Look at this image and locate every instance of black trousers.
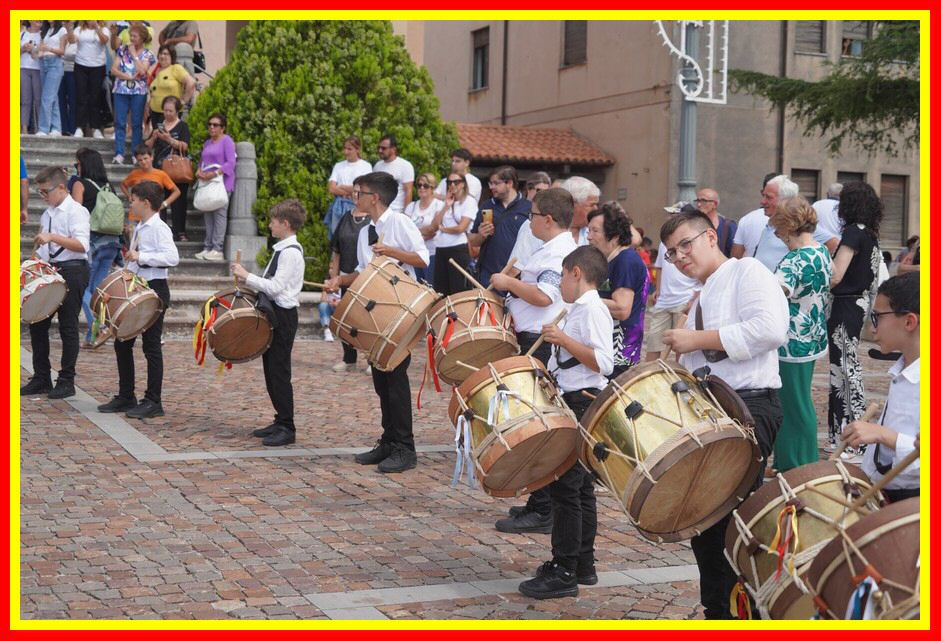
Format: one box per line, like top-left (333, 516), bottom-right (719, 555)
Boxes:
top-left (548, 389), bottom-right (600, 571)
top-left (339, 287), bottom-right (357, 365)
top-left (73, 63), bottom-right (106, 130)
top-left (262, 305), bottom-right (299, 431)
top-left (170, 182), bottom-right (189, 237)
top-left (516, 331), bottom-right (552, 514)
top-left (884, 488), bottom-right (920, 504)
top-left (370, 355), bottom-right (414, 451)
top-left (433, 244), bottom-right (471, 296)
top-left (690, 389), bottom-right (782, 619)
top-left (29, 261), bottom-right (89, 384)
top-left (114, 279), bottom-right (170, 403)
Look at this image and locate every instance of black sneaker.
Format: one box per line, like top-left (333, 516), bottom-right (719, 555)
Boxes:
top-left (97, 395), bottom-right (137, 413)
top-left (354, 441), bottom-right (392, 465)
top-left (126, 399), bottom-right (164, 419)
top-left (253, 423), bottom-right (279, 438)
top-left (508, 505), bottom-right (529, 518)
top-left (48, 380), bottom-right (76, 399)
top-left (535, 561), bottom-right (598, 586)
top-left (20, 377), bottom-right (52, 396)
top-left (262, 425), bottom-right (296, 447)
top-left (495, 510), bottom-right (552, 534)
top-left (519, 561), bottom-right (578, 599)
top-left (377, 444), bottom-right (417, 473)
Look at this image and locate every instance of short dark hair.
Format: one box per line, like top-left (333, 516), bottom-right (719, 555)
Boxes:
top-left (562, 246), bottom-right (608, 287)
top-left (838, 181), bottom-right (883, 235)
top-left (762, 172), bottom-right (778, 188)
top-left (208, 113), bottom-right (227, 131)
top-left (133, 144), bottom-right (152, 157)
top-left (489, 165), bottom-right (518, 189)
top-left (451, 148), bottom-right (472, 162)
top-left (533, 188), bottom-right (574, 229)
top-left (269, 198), bottom-right (307, 232)
top-left (659, 210), bottom-right (715, 244)
top-left (356, 172), bottom-right (398, 208)
top-left (878, 272), bottom-right (919, 315)
top-left (35, 165), bottom-right (68, 188)
top-left (380, 133), bottom-right (397, 149)
top-left (157, 44), bottom-right (176, 64)
top-left (130, 180), bottom-right (164, 211)
top-left (587, 201), bottom-right (633, 246)
top-left (161, 95), bottom-right (183, 113)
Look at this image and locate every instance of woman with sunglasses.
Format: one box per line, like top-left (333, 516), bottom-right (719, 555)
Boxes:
top-left (430, 173), bottom-right (477, 295)
top-left (404, 172), bottom-right (441, 283)
top-left (769, 196), bottom-right (832, 471)
top-left (195, 113), bottom-right (236, 261)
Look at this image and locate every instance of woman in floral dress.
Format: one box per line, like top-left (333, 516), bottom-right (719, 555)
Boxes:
top-left (770, 196), bottom-right (832, 471)
top-left (826, 182), bottom-right (883, 452)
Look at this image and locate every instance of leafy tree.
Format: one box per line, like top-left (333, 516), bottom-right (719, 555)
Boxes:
top-left (729, 20), bottom-right (919, 156)
top-left (189, 20), bottom-right (459, 279)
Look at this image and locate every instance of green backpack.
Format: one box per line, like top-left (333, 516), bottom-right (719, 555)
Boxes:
top-left (85, 178), bottom-right (125, 235)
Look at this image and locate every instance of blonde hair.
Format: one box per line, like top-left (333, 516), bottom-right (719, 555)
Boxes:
top-left (770, 196), bottom-right (817, 237)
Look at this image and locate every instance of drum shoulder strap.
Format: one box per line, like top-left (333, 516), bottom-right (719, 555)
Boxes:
top-left (263, 244), bottom-right (303, 279)
top-left (46, 215), bottom-right (66, 259)
top-left (695, 300), bottom-right (729, 363)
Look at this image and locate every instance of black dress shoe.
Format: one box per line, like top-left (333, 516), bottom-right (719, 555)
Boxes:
top-left (377, 444), bottom-right (417, 473)
top-left (20, 377), bottom-right (52, 395)
top-left (354, 441), bottom-right (392, 465)
top-left (253, 423), bottom-right (279, 438)
top-left (126, 399), bottom-right (164, 419)
top-left (262, 425), bottom-right (296, 447)
top-left (519, 561), bottom-right (578, 599)
top-left (98, 395), bottom-right (137, 413)
top-left (48, 381), bottom-right (76, 399)
top-left (495, 510), bottom-right (552, 534)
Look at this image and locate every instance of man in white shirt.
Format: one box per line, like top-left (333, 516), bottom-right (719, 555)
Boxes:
top-left (98, 181), bottom-right (180, 420)
top-left (372, 133), bottom-right (414, 213)
top-left (811, 182), bottom-right (843, 254)
top-left (841, 272), bottom-right (920, 503)
top-left (561, 176), bottom-right (599, 246)
top-left (22, 166), bottom-right (90, 400)
top-left (661, 209), bottom-right (789, 620)
top-left (434, 148), bottom-right (482, 203)
top-left (731, 174), bottom-right (798, 272)
top-left (325, 172), bottom-right (429, 473)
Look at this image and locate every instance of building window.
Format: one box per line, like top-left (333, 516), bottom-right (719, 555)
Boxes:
top-left (795, 21), bottom-right (826, 54)
top-left (880, 174), bottom-right (908, 247)
top-left (562, 21), bottom-right (587, 67)
top-left (471, 28), bottom-right (489, 91)
top-left (791, 169), bottom-right (820, 202)
top-left (841, 21), bottom-right (873, 57)
top-left (837, 171), bottom-right (865, 185)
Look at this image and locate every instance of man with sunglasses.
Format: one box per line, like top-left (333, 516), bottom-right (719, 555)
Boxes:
top-left (22, 166), bottom-right (91, 399)
top-left (372, 133), bottom-right (414, 214)
top-left (841, 272), bottom-right (920, 503)
top-left (660, 209), bottom-right (788, 619)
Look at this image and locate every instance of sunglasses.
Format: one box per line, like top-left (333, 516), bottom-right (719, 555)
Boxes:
top-left (416, 183), bottom-right (432, 189)
top-left (208, 122), bottom-right (223, 128)
top-left (446, 179), bottom-right (465, 186)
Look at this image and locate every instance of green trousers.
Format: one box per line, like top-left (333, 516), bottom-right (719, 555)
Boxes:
top-left (773, 359), bottom-right (820, 472)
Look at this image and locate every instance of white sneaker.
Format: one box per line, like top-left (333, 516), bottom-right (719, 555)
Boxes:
top-left (73, 128), bottom-right (84, 137)
top-left (93, 129), bottom-right (104, 139)
top-left (332, 362), bottom-right (352, 372)
top-left (36, 131), bottom-right (48, 137)
top-left (194, 249), bottom-right (208, 260)
top-left (205, 250), bottom-right (225, 262)
top-left (363, 365), bottom-right (372, 376)
top-left (113, 154), bottom-right (124, 165)
top-left (323, 328), bottom-right (335, 342)
top-left (50, 130), bottom-right (62, 137)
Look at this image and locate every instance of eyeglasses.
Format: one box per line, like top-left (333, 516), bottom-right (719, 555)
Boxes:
top-left (870, 309), bottom-right (913, 329)
top-left (694, 198), bottom-right (716, 204)
top-left (416, 183), bottom-right (432, 189)
top-left (446, 179), bottom-right (465, 186)
top-left (355, 190), bottom-right (377, 199)
top-left (208, 122), bottom-right (223, 128)
top-left (528, 211), bottom-right (550, 221)
top-left (38, 186), bottom-right (61, 197)
top-left (664, 229), bottom-right (709, 263)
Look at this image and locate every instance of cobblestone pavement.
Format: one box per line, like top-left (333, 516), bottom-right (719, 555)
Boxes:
top-left (19, 334), bottom-right (893, 620)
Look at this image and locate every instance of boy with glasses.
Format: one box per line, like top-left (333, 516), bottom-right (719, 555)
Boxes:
top-left (660, 209), bottom-right (789, 619)
top-left (22, 166), bottom-right (91, 399)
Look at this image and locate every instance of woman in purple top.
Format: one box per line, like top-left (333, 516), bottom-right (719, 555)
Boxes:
top-left (195, 112), bottom-right (236, 261)
top-left (587, 202), bottom-right (649, 378)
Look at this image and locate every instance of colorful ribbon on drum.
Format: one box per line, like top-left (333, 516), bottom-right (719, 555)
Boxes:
top-left (451, 411), bottom-right (478, 489)
top-left (192, 294), bottom-right (233, 373)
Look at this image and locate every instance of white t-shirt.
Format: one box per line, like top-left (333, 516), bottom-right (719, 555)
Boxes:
top-left (20, 31), bottom-right (41, 70)
top-left (405, 199), bottom-right (442, 256)
top-left (373, 156), bottom-right (415, 213)
top-left (41, 27), bottom-right (66, 58)
top-left (434, 196), bottom-right (479, 249)
top-left (75, 25), bottom-right (110, 67)
top-left (812, 198), bottom-right (843, 242)
top-left (435, 174), bottom-right (482, 203)
top-left (653, 242), bottom-right (701, 309)
top-left (328, 158), bottom-right (372, 188)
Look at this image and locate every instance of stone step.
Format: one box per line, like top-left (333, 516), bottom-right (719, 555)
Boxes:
top-left (21, 132), bottom-right (114, 153)
top-left (25, 154), bottom-right (137, 182)
top-left (19, 237), bottom-right (209, 259)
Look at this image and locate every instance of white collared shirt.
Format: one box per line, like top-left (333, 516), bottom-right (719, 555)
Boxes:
top-left (679, 257), bottom-right (789, 390)
top-left (549, 289), bottom-right (614, 393)
top-left (127, 215), bottom-right (179, 281)
top-left (862, 357), bottom-right (920, 491)
top-left (355, 208), bottom-right (430, 279)
top-left (507, 231), bottom-right (577, 333)
top-left (37, 194), bottom-right (90, 262)
top-left (245, 235), bottom-right (305, 309)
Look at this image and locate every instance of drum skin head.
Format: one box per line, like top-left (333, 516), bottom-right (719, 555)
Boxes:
top-left (209, 309), bottom-right (273, 363)
top-left (435, 334), bottom-right (519, 387)
top-left (113, 293), bottom-right (163, 340)
top-left (21, 280), bottom-right (68, 324)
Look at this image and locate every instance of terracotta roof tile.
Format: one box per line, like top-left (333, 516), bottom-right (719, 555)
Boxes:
top-left (456, 123), bottom-right (615, 167)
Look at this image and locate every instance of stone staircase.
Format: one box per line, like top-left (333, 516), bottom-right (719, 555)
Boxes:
top-left (20, 134), bottom-right (323, 338)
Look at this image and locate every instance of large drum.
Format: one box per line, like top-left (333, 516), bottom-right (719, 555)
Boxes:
top-left (579, 360), bottom-right (761, 542)
top-left (200, 288), bottom-right (273, 363)
top-left (724, 461), bottom-right (880, 619)
top-left (426, 289), bottom-right (518, 386)
top-left (806, 497), bottom-right (920, 620)
top-left (330, 257), bottom-right (440, 372)
top-left (90, 270), bottom-right (163, 343)
top-left (448, 356), bottom-right (578, 497)
top-left (20, 258), bottom-right (68, 324)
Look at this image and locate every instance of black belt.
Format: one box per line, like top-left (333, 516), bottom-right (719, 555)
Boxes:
top-left (517, 331), bottom-right (542, 340)
top-left (50, 259), bottom-right (88, 268)
top-left (735, 387), bottom-right (775, 400)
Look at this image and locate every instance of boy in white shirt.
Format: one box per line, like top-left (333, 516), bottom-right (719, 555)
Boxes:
top-left (518, 245), bottom-right (613, 600)
top-left (841, 272), bottom-right (920, 503)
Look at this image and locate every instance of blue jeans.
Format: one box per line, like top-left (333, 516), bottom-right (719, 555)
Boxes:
top-left (318, 301), bottom-right (333, 328)
top-left (325, 197), bottom-right (354, 241)
top-left (39, 56), bottom-right (64, 133)
top-left (112, 93), bottom-right (147, 158)
top-left (82, 236), bottom-right (123, 342)
top-left (58, 69), bottom-right (76, 135)
top-left (414, 254), bottom-right (435, 285)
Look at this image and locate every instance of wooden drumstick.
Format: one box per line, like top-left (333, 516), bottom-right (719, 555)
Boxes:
top-left (304, 281), bottom-right (326, 289)
top-left (448, 258), bottom-right (485, 290)
top-left (455, 360), bottom-right (480, 373)
top-left (582, 390), bottom-right (597, 400)
top-left (662, 313), bottom-right (688, 361)
top-left (486, 257), bottom-right (517, 290)
top-left (525, 309), bottom-right (568, 357)
top-left (828, 403), bottom-right (881, 461)
top-left (848, 441), bottom-right (920, 510)
top-left (233, 250), bottom-right (241, 290)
